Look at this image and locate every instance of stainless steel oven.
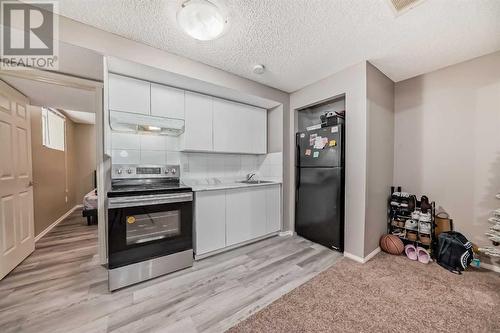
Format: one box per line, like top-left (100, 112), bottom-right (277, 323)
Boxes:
top-left (107, 164), bottom-right (193, 291)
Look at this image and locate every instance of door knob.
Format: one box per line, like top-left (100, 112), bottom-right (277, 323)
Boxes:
top-left (28, 181), bottom-right (33, 187)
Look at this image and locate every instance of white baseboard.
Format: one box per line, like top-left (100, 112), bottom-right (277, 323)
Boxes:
top-left (480, 262), bottom-right (500, 274)
top-left (35, 205), bottom-right (83, 242)
top-left (344, 247), bottom-right (381, 264)
top-left (279, 230), bottom-right (294, 237)
top-left (364, 247), bottom-right (381, 262)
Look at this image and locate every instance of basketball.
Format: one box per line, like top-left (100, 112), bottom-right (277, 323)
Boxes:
top-left (380, 234), bottom-right (404, 255)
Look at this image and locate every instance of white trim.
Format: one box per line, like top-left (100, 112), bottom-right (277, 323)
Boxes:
top-left (344, 247), bottom-right (381, 264)
top-left (34, 205), bottom-right (82, 242)
top-left (364, 247), bottom-right (381, 262)
top-left (279, 230), bottom-right (294, 237)
top-left (481, 262), bottom-right (500, 274)
top-left (343, 252), bottom-right (365, 263)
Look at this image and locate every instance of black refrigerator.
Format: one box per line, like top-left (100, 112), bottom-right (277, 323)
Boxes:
top-left (295, 124), bottom-right (344, 252)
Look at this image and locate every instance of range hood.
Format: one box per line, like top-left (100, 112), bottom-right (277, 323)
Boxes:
top-left (109, 110), bottom-right (185, 136)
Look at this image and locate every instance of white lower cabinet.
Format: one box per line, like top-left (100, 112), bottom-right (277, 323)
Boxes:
top-left (194, 184), bottom-right (281, 256)
top-left (226, 187), bottom-right (268, 246)
top-left (194, 190), bottom-right (226, 255)
top-left (266, 186), bottom-right (281, 233)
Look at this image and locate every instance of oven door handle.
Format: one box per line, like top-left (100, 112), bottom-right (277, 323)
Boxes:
top-left (108, 192), bottom-right (193, 209)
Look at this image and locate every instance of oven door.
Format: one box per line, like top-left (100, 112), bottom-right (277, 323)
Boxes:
top-left (107, 192), bottom-right (193, 269)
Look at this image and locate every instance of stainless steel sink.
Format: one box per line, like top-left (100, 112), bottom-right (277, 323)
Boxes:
top-left (237, 180), bottom-right (275, 185)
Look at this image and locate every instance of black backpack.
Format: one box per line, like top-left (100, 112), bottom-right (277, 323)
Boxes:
top-left (436, 231), bottom-right (473, 274)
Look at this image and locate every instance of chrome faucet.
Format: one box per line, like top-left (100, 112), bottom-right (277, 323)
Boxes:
top-left (246, 173), bottom-right (256, 181)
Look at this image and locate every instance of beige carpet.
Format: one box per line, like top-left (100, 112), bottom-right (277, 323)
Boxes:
top-left (228, 253), bottom-right (500, 333)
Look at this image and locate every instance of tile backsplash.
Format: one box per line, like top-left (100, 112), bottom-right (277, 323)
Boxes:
top-left (111, 132), bottom-right (282, 181)
top-left (111, 132), bottom-right (180, 165)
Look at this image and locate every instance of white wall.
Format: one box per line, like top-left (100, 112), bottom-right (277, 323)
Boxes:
top-left (290, 62), bottom-right (368, 258)
top-left (394, 51), bottom-right (500, 267)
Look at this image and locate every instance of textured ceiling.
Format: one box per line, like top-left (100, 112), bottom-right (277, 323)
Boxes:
top-left (57, 0), bottom-right (500, 92)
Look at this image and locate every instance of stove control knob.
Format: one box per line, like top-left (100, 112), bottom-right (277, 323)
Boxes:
top-left (117, 168), bottom-right (123, 175)
top-left (127, 168), bottom-right (133, 174)
top-left (170, 168), bottom-right (177, 175)
top-left (164, 169), bottom-right (169, 174)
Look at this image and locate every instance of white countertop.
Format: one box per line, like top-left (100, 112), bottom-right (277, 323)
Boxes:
top-left (183, 178), bottom-right (282, 192)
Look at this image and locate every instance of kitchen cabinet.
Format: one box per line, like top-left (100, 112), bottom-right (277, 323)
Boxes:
top-left (180, 92), bottom-right (213, 151)
top-left (212, 98), bottom-right (240, 153)
top-left (194, 184), bottom-right (281, 257)
top-left (266, 186), bottom-right (281, 233)
top-left (108, 74), bottom-right (150, 115)
top-left (212, 98), bottom-right (267, 154)
top-left (151, 83), bottom-right (185, 120)
top-left (108, 74), bottom-right (266, 154)
top-left (194, 190), bottom-right (226, 255)
top-left (226, 187), bottom-right (267, 246)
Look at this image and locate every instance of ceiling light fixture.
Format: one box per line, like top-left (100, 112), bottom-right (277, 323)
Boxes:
top-left (177, 0), bottom-right (228, 41)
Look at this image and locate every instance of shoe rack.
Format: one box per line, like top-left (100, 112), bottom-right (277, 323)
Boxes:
top-left (387, 186), bottom-right (437, 257)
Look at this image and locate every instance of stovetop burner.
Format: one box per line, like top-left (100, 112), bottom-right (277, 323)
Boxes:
top-left (107, 164), bottom-right (192, 197)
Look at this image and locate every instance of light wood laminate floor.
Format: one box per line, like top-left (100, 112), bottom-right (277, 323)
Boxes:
top-left (0, 209), bottom-right (342, 333)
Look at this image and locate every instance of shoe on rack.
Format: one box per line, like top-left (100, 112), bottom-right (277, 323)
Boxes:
top-left (419, 211), bottom-right (431, 223)
top-left (405, 219), bottom-right (418, 230)
top-left (419, 221), bottom-right (431, 234)
top-left (420, 195), bottom-right (432, 213)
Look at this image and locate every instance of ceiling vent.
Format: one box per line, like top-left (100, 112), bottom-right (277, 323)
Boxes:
top-left (387, 0), bottom-right (426, 15)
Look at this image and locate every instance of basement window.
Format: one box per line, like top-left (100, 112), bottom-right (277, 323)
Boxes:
top-left (42, 108), bottom-right (65, 151)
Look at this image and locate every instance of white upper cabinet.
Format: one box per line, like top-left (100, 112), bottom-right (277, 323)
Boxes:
top-left (108, 74), bottom-right (150, 115)
top-left (245, 104), bottom-right (267, 154)
top-left (212, 98), bottom-right (267, 154)
top-left (212, 98), bottom-right (242, 153)
top-left (108, 73), bottom-right (266, 154)
top-left (181, 92), bottom-right (213, 151)
top-left (151, 84), bottom-right (185, 120)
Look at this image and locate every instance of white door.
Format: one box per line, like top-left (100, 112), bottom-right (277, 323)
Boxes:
top-left (0, 80), bottom-right (34, 280)
top-left (194, 190), bottom-right (226, 255)
top-left (151, 83), bottom-right (185, 120)
top-left (180, 92), bottom-right (213, 151)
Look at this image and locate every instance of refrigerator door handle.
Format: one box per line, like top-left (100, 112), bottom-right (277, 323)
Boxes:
top-left (295, 139), bottom-right (301, 190)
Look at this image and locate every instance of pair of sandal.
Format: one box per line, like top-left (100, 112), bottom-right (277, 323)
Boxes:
top-left (405, 244), bottom-right (430, 264)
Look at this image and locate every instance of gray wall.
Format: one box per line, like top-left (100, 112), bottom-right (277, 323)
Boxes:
top-left (30, 107), bottom-right (76, 236)
top-left (394, 51), bottom-right (500, 268)
top-left (268, 104), bottom-right (283, 153)
top-left (290, 62), bottom-right (368, 258)
top-left (364, 63), bottom-right (395, 257)
top-left (74, 124), bottom-right (96, 201)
